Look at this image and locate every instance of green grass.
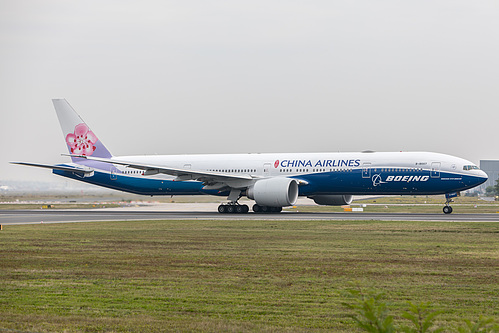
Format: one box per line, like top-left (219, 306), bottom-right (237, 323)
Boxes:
top-left (0, 220), bottom-right (497, 332)
top-left (289, 195), bottom-right (499, 214)
top-left (288, 204), bottom-right (499, 214)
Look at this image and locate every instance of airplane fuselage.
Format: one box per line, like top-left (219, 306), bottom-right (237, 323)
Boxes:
top-left (54, 151), bottom-right (487, 197)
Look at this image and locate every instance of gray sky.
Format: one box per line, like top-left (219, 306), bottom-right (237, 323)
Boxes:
top-left (1, 0), bottom-right (498, 182)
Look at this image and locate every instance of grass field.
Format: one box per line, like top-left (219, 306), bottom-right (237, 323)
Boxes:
top-left (0, 220), bottom-right (498, 332)
top-left (288, 195), bottom-right (499, 214)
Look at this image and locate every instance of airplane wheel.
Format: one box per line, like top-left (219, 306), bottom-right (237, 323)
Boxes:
top-left (443, 206), bottom-right (453, 214)
top-left (253, 204), bottom-right (261, 213)
top-left (218, 205), bottom-right (227, 213)
top-left (236, 205), bottom-right (250, 214)
top-left (219, 204), bottom-right (250, 214)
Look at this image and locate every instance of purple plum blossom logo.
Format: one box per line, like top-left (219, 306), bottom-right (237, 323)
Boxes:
top-left (66, 123), bottom-right (98, 156)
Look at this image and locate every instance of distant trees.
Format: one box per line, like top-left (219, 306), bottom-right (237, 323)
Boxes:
top-left (485, 186), bottom-right (496, 196)
top-left (485, 179), bottom-right (499, 197)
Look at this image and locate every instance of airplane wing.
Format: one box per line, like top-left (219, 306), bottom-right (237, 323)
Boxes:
top-left (64, 154), bottom-right (256, 189)
top-left (10, 162), bottom-right (95, 177)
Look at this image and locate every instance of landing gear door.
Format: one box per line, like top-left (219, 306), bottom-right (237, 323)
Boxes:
top-left (362, 162), bottom-right (371, 179)
top-left (431, 162), bottom-right (441, 178)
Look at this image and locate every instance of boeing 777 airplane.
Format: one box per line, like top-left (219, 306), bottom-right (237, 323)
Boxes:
top-left (13, 99), bottom-right (488, 214)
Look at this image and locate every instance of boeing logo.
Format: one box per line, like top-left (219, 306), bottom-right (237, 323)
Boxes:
top-left (278, 159), bottom-right (361, 168)
top-left (372, 174), bottom-right (430, 186)
top-left (372, 174), bottom-right (386, 187)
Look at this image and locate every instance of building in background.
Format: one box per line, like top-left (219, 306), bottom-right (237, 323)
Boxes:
top-left (479, 160), bottom-right (499, 193)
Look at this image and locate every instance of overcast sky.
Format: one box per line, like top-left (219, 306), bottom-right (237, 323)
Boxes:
top-left (1, 0), bottom-right (498, 182)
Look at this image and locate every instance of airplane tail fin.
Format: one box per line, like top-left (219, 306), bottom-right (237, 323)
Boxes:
top-left (53, 99), bottom-right (113, 163)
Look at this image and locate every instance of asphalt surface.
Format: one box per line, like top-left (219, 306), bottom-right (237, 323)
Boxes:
top-left (2, 209), bottom-right (499, 225)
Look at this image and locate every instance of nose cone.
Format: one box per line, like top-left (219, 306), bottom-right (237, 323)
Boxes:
top-left (477, 170), bottom-right (488, 183)
top-left (469, 169), bottom-right (488, 188)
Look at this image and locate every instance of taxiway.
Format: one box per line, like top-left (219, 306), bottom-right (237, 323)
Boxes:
top-left (1, 209), bottom-right (499, 225)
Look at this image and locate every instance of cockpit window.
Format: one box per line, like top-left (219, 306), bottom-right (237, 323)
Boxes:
top-left (463, 165), bottom-right (479, 171)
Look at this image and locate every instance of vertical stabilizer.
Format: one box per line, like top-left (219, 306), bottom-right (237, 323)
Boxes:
top-left (53, 99), bottom-right (112, 163)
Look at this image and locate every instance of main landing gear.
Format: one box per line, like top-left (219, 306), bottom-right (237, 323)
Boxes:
top-left (217, 189), bottom-right (251, 214)
top-left (217, 203), bottom-right (283, 214)
top-left (218, 203), bottom-right (250, 214)
top-left (217, 189), bottom-right (283, 214)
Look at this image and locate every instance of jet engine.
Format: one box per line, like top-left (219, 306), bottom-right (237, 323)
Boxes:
top-left (310, 195), bottom-right (353, 206)
top-left (247, 177), bottom-right (299, 207)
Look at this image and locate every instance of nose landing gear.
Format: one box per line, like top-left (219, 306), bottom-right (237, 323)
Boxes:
top-left (443, 192), bottom-right (460, 214)
top-left (443, 205), bottom-right (453, 214)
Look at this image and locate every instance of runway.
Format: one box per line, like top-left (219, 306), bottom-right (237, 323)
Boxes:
top-left (2, 209), bottom-right (499, 225)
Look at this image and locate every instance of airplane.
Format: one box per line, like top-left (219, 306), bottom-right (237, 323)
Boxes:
top-left (12, 99), bottom-right (488, 214)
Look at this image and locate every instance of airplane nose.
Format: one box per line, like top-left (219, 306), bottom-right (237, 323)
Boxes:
top-left (473, 170), bottom-right (489, 187)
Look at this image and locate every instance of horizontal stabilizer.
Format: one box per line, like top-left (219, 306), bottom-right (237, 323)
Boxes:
top-left (11, 162), bottom-right (94, 177)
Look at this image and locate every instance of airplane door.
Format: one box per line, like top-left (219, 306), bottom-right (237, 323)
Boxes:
top-left (362, 162), bottom-right (371, 178)
top-left (263, 163), bottom-right (272, 177)
top-left (110, 167), bottom-right (118, 180)
top-left (431, 162), bottom-right (441, 178)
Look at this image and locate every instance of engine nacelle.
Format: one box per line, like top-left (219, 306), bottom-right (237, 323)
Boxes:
top-left (310, 195), bottom-right (353, 206)
top-left (247, 178), bottom-right (299, 207)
